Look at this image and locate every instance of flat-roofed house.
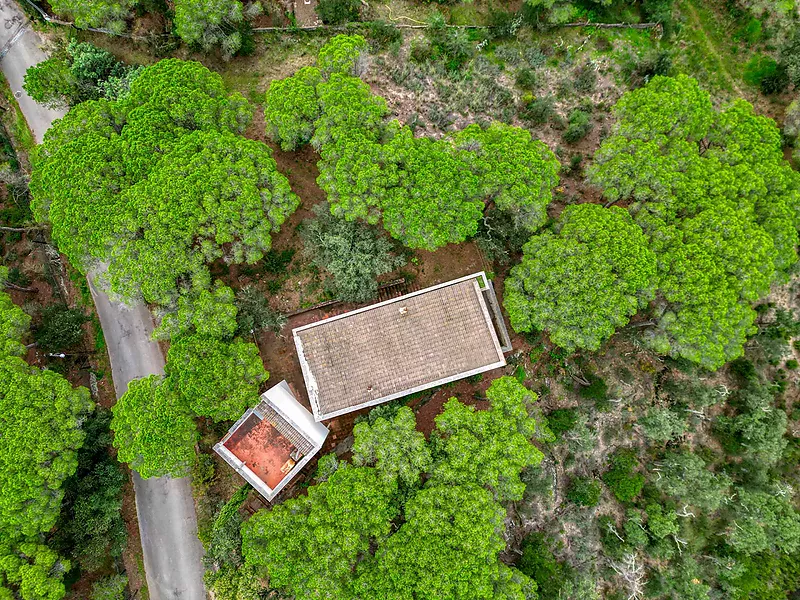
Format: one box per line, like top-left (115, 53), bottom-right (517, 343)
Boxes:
top-left (214, 380), bottom-right (329, 502)
top-left (294, 272), bottom-right (512, 421)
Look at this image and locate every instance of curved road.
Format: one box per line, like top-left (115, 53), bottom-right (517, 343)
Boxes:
top-left (0, 5), bottom-right (206, 599)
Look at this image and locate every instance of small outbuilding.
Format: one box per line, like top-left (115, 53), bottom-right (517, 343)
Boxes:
top-left (214, 380), bottom-right (329, 502)
top-left (294, 272), bottom-right (512, 421)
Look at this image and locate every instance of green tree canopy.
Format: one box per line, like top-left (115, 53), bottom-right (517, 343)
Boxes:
top-left (504, 204), bottom-right (657, 352)
top-left (111, 375), bottom-right (197, 478)
top-left (455, 122), bottom-right (560, 231)
top-left (31, 59), bottom-right (296, 307)
top-left (317, 35), bottom-right (368, 77)
top-left (652, 450), bottom-right (732, 513)
top-left (312, 73), bottom-right (388, 149)
top-left (300, 202), bottom-right (405, 303)
top-left (355, 485), bottom-right (536, 600)
top-left (24, 41), bottom-right (139, 109)
top-left (0, 541), bottom-right (69, 600)
top-left (107, 130), bottom-right (297, 304)
top-left (264, 67), bottom-right (322, 151)
top-left (174, 0), bottom-right (255, 60)
top-left (155, 282), bottom-right (238, 340)
top-left (49, 0), bottom-right (136, 33)
top-left (726, 488), bottom-right (800, 555)
top-left (241, 465), bottom-right (397, 599)
top-left (352, 406), bottom-right (432, 487)
top-left (165, 335), bottom-right (267, 422)
top-left (430, 376), bottom-right (545, 502)
top-left (587, 74), bottom-right (800, 368)
top-left (320, 123), bottom-right (483, 250)
top-left (0, 282), bottom-right (30, 357)
top-left (0, 355), bottom-right (93, 536)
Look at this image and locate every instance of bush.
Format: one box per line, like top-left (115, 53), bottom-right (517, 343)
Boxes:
top-left (573, 63), bottom-right (597, 93)
top-left (515, 68), bottom-right (538, 90)
top-left (518, 533), bottom-right (569, 600)
top-left (602, 449), bottom-right (644, 503)
top-left (579, 375), bottom-right (607, 402)
top-left (566, 476), bottom-right (601, 507)
top-left (316, 0), bottom-right (360, 25)
top-left (519, 95), bottom-right (554, 125)
top-left (235, 285), bottom-right (286, 335)
top-left (301, 203), bottom-right (405, 303)
top-left (563, 109), bottom-right (593, 143)
top-left (34, 304), bottom-right (90, 353)
top-left (367, 21), bottom-right (402, 49)
top-left (744, 55), bottom-right (788, 94)
top-left (23, 40), bottom-right (131, 108)
top-left (410, 40), bottom-right (434, 63)
top-left (547, 408), bottom-right (578, 440)
top-left (426, 12), bottom-right (474, 70)
top-left (90, 574), bottom-right (128, 600)
top-left (473, 207), bottom-right (530, 264)
top-left (640, 406), bottom-right (687, 442)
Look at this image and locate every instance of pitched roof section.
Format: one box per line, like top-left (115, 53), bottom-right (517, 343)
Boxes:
top-left (294, 273), bottom-right (508, 421)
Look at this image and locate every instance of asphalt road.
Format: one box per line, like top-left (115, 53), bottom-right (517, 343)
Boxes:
top-left (89, 272), bottom-right (206, 599)
top-left (0, 0), bottom-right (65, 141)
top-left (0, 3), bottom-right (207, 597)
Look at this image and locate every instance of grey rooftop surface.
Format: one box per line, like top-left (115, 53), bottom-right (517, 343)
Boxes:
top-left (294, 273), bottom-right (507, 421)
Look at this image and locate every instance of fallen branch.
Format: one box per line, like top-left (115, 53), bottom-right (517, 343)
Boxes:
top-left (0, 225), bottom-right (45, 232)
top-left (3, 281), bottom-right (37, 293)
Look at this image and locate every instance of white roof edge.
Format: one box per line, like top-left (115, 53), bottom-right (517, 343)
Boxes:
top-left (314, 358), bottom-right (506, 421)
top-left (292, 272), bottom-right (489, 333)
top-left (263, 380), bottom-right (329, 447)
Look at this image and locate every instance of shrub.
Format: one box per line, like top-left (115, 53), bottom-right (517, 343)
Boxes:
top-left (744, 55), bottom-right (788, 94)
top-left (301, 203), bottom-right (405, 303)
top-left (573, 63), bottom-right (597, 93)
top-left (426, 12), bottom-right (474, 70)
top-left (519, 95), bottom-right (554, 125)
top-left (316, 0), bottom-right (360, 25)
top-left (640, 407), bottom-right (687, 442)
top-left (602, 449), bottom-right (644, 503)
top-left (367, 21), bottom-right (402, 49)
top-left (786, 359), bottom-right (798, 370)
top-left (563, 109), bottom-right (592, 143)
top-left (235, 285), bottom-right (286, 335)
top-left (473, 207), bottom-right (530, 264)
top-left (34, 304), bottom-right (90, 352)
top-left (579, 375), bottom-right (607, 402)
top-left (410, 40), bottom-right (434, 63)
top-left (518, 533), bottom-right (569, 600)
top-left (547, 408), bottom-right (578, 440)
top-left (515, 68), bottom-right (538, 90)
top-left (90, 574), bottom-right (128, 600)
top-left (566, 476), bottom-right (601, 507)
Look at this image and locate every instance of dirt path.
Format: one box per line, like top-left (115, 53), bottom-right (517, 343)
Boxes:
top-left (681, 0), bottom-right (743, 97)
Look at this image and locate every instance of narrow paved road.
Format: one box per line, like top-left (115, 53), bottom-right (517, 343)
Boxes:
top-left (89, 271), bottom-right (206, 600)
top-left (0, 5), bottom-right (207, 599)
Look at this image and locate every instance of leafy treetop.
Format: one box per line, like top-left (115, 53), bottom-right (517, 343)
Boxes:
top-left (165, 334), bottom-right (268, 422)
top-left (504, 204), bottom-right (656, 352)
top-left (431, 376), bottom-right (545, 502)
top-left (111, 375), bottom-right (197, 479)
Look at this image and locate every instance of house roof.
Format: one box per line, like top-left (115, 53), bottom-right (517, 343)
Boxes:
top-left (213, 381), bottom-right (329, 502)
top-left (293, 273), bottom-right (508, 421)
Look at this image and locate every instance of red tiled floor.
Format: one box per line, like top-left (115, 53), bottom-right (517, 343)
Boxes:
top-left (224, 414), bottom-right (295, 489)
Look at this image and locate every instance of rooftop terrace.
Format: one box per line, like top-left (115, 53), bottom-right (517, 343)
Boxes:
top-left (214, 381), bottom-right (329, 502)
